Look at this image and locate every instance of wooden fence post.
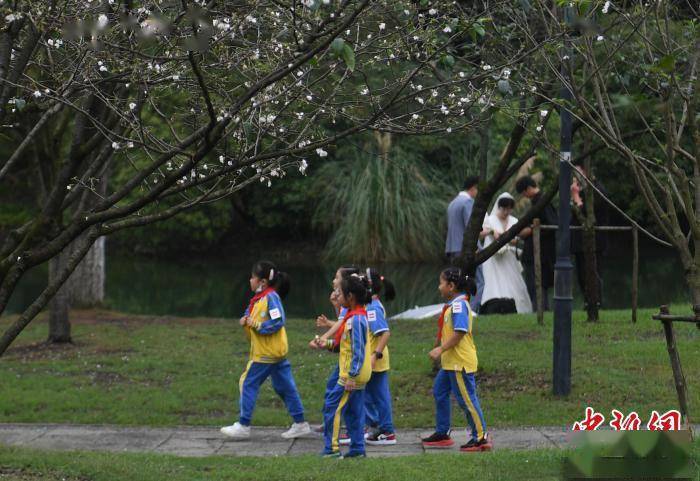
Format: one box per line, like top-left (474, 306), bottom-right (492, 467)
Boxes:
top-left (533, 219), bottom-right (543, 325)
top-left (659, 305), bottom-right (692, 430)
top-left (632, 226), bottom-right (638, 323)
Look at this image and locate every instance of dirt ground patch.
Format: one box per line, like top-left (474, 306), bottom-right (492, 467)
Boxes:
top-left (0, 467), bottom-right (88, 481)
top-left (88, 370), bottom-right (130, 386)
top-left (476, 369), bottom-right (549, 396)
top-left (68, 309), bottom-right (224, 327)
top-left (1, 309), bottom-right (224, 360)
top-left (4, 340), bottom-right (88, 361)
top-left (513, 330), bottom-right (543, 341)
top-left (2, 309), bottom-right (225, 329)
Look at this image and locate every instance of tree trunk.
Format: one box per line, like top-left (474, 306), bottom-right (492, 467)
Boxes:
top-left (582, 227), bottom-right (600, 322)
top-left (582, 142), bottom-right (600, 322)
top-left (688, 264), bottom-right (700, 309)
top-left (694, 155), bottom-right (699, 307)
top-left (68, 236), bottom-right (105, 307)
top-left (66, 168), bottom-right (109, 308)
top-left (48, 252), bottom-right (72, 343)
top-left (0, 227), bottom-right (100, 356)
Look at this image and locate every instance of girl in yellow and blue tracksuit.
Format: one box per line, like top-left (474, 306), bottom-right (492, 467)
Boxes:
top-left (223, 261), bottom-right (307, 438)
top-left (318, 274), bottom-right (372, 458)
top-left (315, 266), bottom-right (361, 410)
top-left (421, 267), bottom-right (492, 452)
top-left (363, 268), bottom-right (397, 445)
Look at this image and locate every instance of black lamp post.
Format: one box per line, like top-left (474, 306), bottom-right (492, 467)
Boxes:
top-left (553, 6), bottom-right (574, 397)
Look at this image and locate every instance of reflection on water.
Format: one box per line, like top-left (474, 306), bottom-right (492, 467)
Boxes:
top-left (5, 238), bottom-right (689, 319)
top-left (103, 261), bottom-right (445, 320)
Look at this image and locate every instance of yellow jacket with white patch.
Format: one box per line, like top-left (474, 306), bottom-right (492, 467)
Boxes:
top-left (440, 294), bottom-right (478, 372)
top-left (338, 310), bottom-right (372, 387)
top-left (244, 291), bottom-right (288, 363)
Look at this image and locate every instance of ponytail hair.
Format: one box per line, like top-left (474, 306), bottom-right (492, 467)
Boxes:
top-left (441, 267), bottom-right (477, 297)
top-left (365, 267), bottom-right (396, 302)
top-left (252, 260), bottom-right (291, 299)
top-left (340, 274), bottom-right (372, 306)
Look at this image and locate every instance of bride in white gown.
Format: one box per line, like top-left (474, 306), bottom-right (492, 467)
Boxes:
top-left (479, 192), bottom-right (533, 314)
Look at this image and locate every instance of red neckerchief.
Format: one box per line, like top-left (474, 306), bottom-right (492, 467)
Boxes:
top-left (345, 306), bottom-right (368, 320)
top-left (247, 287), bottom-right (275, 317)
top-left (436, 304), bottom-right (450, 345)
top-left (333, 312), bottom-right (348, 347)
top-left (335, 306), bottom-right (367, 347)
top-left (436, 294), bottom-right (469, 344)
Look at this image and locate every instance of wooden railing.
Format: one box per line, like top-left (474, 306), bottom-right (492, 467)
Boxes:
top-left (532, 223), bottom-right (639, 324)
top-left (652, 305), bottom-right (700, 431)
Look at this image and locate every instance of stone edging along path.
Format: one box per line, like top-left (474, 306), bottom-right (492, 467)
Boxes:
top-left (0, 424), bottom-right (574, 458)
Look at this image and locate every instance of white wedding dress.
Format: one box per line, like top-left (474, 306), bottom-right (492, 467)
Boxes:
top-left (480, 193), bottom-right (533, 314)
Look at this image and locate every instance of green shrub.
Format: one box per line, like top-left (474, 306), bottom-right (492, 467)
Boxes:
top-left (313, 146), bottom-right (447, 262)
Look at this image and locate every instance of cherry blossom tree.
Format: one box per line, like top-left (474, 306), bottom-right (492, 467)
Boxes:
top-left (0, 0), bottom-right (544, 354)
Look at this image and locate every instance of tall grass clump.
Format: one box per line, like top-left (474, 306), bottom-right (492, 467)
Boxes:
top-left (313, 141), bottom-right (447, 262)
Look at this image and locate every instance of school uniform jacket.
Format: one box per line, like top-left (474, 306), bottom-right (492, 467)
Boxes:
top-left (338, 309), bottom-right (372, 388)
top-left (244, 290), bottom-right (288, 363)
top-left (439, 294), bottom-right (478, 373)
top-left (367, 298), bottom-right (390, 372)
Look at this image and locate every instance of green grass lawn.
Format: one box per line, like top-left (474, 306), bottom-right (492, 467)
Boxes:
top-left (1, 439), bottom-right (699, 481)
top-left (0, 445), bottom-right (571, 481)
top-left (0, 306), bottom-right (698, 428)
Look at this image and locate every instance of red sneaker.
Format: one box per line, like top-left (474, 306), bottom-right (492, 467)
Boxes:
top-left (366, 431), bottom-right (397, 446)
top-left (421, 432), bottom-right (454, 448)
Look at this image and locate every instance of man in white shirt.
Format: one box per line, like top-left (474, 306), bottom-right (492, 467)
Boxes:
top-left (445, 176), bottom-right (479, 261)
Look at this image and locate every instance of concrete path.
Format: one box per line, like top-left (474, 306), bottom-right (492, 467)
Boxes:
top-left (0, 424), bottom-right (574, 458)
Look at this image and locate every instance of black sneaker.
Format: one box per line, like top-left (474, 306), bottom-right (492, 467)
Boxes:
top-left (460, 434), bottom-right (493, 452)
top-left (421, 432), bottom-right (454, 448)
top-left (343, 451), bottom-right (367, 459)
top-left (321, 450), bottom-right (343, 458)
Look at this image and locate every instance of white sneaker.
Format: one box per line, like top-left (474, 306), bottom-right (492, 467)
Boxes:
top-left (281, 422), bottom-right (312, 439)
top-left (220, 422), bottom-right (250, 439)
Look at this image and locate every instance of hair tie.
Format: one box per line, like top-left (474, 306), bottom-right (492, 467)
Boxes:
top-left (269, 268), bottom-right (275, 280)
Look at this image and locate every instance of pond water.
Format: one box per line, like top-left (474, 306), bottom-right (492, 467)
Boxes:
top-left (6, 234), bottom-right (690, 320)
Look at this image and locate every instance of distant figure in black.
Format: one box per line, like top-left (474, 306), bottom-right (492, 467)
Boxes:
top-left (570, 166), bottom-right (610, 309)
top-left (515, 175), bottom-right (558, 310)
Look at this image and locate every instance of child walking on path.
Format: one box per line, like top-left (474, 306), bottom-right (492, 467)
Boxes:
top-left (362, 268), bottom-right (397, 446)
top-left (312, 274), bottom-right (372, 458)
top-left (221, 261), bottom-right (311, 440)
top-left (421, 267), bottom-right (492, 452)
top-left (310, 266), bottom-right (360, 434)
